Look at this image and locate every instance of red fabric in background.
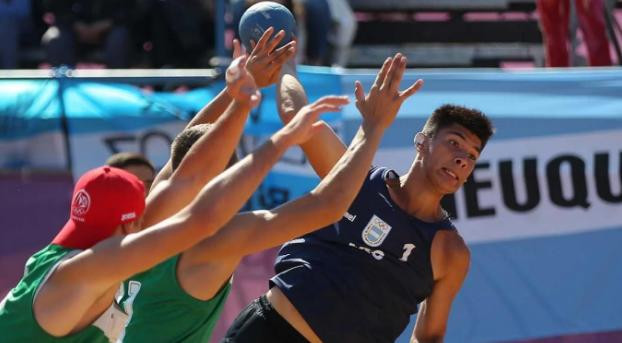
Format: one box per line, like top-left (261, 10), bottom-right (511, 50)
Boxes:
top-left (537, 0), bottom-right (612, 67)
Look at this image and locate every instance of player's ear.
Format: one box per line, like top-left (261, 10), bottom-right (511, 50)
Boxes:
top-left (414, 132), bottom-right (427, 151)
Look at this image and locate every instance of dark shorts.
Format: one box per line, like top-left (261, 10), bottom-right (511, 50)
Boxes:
top-left (221, 294), bottom-right (309, 343)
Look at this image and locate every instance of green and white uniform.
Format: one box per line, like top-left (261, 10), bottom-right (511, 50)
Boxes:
top-left (117, 255), bottom-right (231, 342)
top-left (0, 244), bottom-right (125, 342)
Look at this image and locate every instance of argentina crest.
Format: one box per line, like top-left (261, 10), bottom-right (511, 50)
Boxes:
top-left (362, 215), bottom-right (392, 247)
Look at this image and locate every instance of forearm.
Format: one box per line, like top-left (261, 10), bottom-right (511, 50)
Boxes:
top-left (151, 88), bottom-right (233, 187)
top-left (72, 134), bottom-right (291, 287)
top-left (143, 100), bottom-right (251, 227)
top-left (184, 131), bottom-right (291, 234)
top-left (278, 67), bottom-right (346, 178)
top-left (187, 88), bottom-right (233, 128)
top-left (311, 124), bottom-right (384, 216)
top-left (174, 100), bottom-right (250, 181)
top-left (206, 124), bottom-right (384, 259)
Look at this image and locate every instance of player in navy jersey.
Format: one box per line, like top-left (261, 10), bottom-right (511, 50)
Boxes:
top-left (223, 53), bottom-right (494, 343)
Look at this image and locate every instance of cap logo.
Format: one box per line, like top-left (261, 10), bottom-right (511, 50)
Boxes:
top-left (72, 189), bottom-right (91, 220)
top-left (121, 212), bottom-right (136, 222)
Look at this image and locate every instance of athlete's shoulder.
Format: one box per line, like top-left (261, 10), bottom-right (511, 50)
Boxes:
top-left (367, 165), bottom-right (400, 187)
top-left (432, 230), bottom-right (470, 279)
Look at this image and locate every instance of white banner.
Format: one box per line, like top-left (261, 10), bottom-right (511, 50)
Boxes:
top-left (376, 129), bottom-right (622, 243)
top-left (69, 122), bottom-right (187, 177)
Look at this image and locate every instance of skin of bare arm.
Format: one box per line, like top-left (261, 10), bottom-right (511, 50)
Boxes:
top-left (32, 93), bottom-right (337, 338)
top-left (142, 55), bottom-right (258, 228)
top-left (410, 231), bottom-right (470, 343)
top-left (178, 54), bottom-right (425, 301)
top-left (153, 29), bottom-right (296, 185)
top-left (277, 60), bottom-right (347, 179)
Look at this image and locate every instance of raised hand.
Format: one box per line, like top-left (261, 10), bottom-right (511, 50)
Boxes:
top-left (276, 96), bottom-right (349, 147)
top-left (246, 27), bottom-right (297, 88)
top-left (225, 55), bottom-right (262, 108)
top-left (354, 53), bottom-right (424, 131)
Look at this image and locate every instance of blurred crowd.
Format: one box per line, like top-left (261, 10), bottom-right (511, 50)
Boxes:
top-left (0, 0), bottom-right (617, 69)
top-left (0, 0), bottom-right (356, 69)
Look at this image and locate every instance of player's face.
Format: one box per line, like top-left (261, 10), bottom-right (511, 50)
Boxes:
top-left (424, 124), bottom-right (482, 194)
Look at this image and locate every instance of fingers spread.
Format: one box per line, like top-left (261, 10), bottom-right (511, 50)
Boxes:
top-left (354, 80), bottom-right (365, 104)
top-left (312, 95), bottom-right (350, 108)
top-left (399, 79), bottom-right (424, 100)
top-left (254, 27), bottom-right (274, 53)
top-left (372, 57), bottom-right (392, 89)
top-left (311, 104), bottom-right (342, 115)
top-left (265, 30), bottom-right (285, 53)
top-left (271, 41), bottom-right (296, 65)
top-left (390, 56), bottom-right (407, 93)
top-left (381, 53), bottom-right (402, 90)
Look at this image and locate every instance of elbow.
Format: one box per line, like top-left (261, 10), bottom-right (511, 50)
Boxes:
top-left (313, 191), bottom-right (352, 224)
top-left (189, 200), bottom-right (228, 239)
top-left (328, 202), bottom-right (349, 223)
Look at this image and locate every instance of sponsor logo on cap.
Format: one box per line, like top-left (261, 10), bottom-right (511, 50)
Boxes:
top-left (72, 189), bottom-right (91, 220)
top-left (121, 212), bottom-right (137, 222)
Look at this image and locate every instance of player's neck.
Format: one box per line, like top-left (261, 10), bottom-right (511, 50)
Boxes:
top-left (388, 165), bottom-right (444, 222)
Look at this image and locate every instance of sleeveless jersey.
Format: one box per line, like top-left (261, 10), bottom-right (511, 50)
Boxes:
top-left (117, 255), bottom-right (232, 342)
top-left (271, 167), bottom-right (456, 342)
top-left (0, 245), bottom-right (111, 342)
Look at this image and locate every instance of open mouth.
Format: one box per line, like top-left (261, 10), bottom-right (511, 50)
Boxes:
top-left (442, 167), bottom-right (458, 181)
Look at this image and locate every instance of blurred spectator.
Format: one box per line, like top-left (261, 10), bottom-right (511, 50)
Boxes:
top-left (41, 0), bottom-right (135, 68)
top-left (106, 152), bottom-right (156, 193)
top-left (537, 0), bottom-right (612, 67)
top-left (0, 0), bottom-right (31, 69)
top-left (294, 0), bottom-right (332, 65)
top-left (230, 0), bottom-right (332, 65)
top-left (326, 0), bottom-right (357, 67)
top-left (138, 0), bottom-right (214, 68)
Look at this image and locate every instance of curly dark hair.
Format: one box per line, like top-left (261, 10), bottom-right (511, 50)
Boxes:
top-left (422, 104), bottom-right (494, 147)
top-left (106, 152), bottom-right (155, 173)
top-left (170, 124), bottom-right (238, 171)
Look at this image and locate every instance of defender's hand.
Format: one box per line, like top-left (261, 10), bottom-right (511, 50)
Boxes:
top-left (276, 96), bottom-right (349, 147)
top-left (246, 27), bottom-right (297, 88)
top-left (354, 53), bottom-right (423, 131)
top-left (226, 55), bottom-right (261, 108)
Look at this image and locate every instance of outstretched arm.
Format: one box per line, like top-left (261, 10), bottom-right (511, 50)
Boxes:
top-left (153, 29), bottom-right (296, 185)
top-left (277, 60), bottom-right (347, 179)
top-left (33, 96), bottom-right (347, 337)
top-left (186, 54), bottom-right (424, 260)
top-left (142, 55), bottom-right (259, 228)
top-left (144, 32), bottom-right (297, 227)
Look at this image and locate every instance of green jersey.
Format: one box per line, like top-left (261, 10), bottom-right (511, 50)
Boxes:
top-left (0, 245), bottom-right (112, 342)
top-left (117, 255), bottom-right (232, 343)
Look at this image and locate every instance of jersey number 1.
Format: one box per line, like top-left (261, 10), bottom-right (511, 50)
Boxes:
top-left (400, 243), bottom-right (416, 262)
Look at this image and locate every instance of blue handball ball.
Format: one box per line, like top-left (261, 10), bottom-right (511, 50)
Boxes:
top-left (238, 1), bottom-right (296, 51)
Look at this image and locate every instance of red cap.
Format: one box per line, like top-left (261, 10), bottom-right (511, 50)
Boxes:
top-left (52, 166), bottom-right (146, 249)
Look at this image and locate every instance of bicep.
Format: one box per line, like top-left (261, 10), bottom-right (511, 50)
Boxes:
top-left (56, 214), bottom-right (195, 290)
top-left (300, 121), bottom-right (347, 179)
top-left (142, 178), bottom-right (199, 228)
top-left (188, 194), bottom-right (333, 260)
top-left (413, 257), bottom-right (469, 341)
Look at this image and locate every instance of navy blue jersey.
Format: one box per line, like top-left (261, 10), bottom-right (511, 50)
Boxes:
top-left (271, 167), bottom-right (456, 343)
